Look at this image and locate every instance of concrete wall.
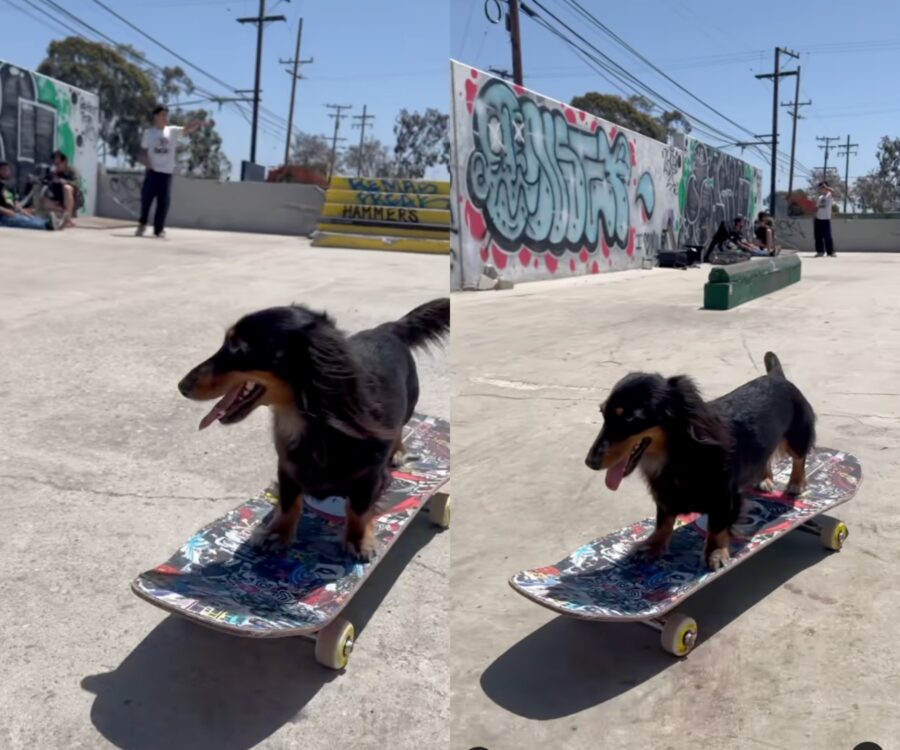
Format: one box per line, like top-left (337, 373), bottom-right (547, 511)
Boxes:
top-left (0, 60), bottom-right (100, 214)
top-left (775, 217), bottom-right (900, 253)
top-left (97, 168), bottom-right (325, 236)
top-left (449, 61), bottom-right (762, 289)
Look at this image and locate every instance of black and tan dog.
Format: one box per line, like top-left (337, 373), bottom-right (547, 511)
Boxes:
top-left (584, 352), bottom-right (816, 570)
top-left (178, 298), bottom-right (449, 560)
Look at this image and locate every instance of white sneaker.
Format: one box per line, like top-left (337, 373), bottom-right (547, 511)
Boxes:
top-left (135, 225), bottom-right (146, 237)
top-left (155, 231), bottom-right (166, 239)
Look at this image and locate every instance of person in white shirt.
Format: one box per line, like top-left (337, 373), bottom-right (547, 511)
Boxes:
top-left (813, 181), bottom-right (836, 257)
top-left (136, 105), bottom-right (209, 238)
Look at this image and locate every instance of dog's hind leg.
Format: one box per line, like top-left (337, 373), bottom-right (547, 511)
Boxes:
top-left (785, 448), bottom-right (808, 496)
top-left (784, 392), bottom-right (816, 495)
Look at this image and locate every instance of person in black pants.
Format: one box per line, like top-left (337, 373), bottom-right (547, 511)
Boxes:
top-left (136, 105), bottom-right (209, 238)
top-left (813, 181), bottom-right (837, 257)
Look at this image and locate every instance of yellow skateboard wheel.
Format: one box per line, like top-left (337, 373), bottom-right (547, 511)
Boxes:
top-left (430, 494), bottom-right (451, 529)
top-left (315, 618), bottom-right (355, 670)
top-left (820, 518), bottom-right (849, 551)
top-left (661, 613), bottom-right (698, 656)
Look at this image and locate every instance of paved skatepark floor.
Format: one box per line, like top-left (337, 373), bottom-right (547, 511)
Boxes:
top-left (0, 227), bottom-right (448, 750)
top-left (450, 253), bottom-right (900, 750)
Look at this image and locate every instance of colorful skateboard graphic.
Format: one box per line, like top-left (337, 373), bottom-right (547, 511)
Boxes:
top-left (132, 414), bottom-right (449, 669)
top-left (510, 448), bottom-right (861, 656)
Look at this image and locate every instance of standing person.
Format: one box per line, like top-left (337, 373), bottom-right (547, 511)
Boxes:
top-left (813, 181), bottom-right (837, 257)
top-left (136, 105), bottom-right (210, 238)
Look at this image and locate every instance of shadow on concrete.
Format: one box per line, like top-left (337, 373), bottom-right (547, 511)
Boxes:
top-left (81, 514), bottom-right (442, 750)
top-left (481, 531), bottom-right (832, 719)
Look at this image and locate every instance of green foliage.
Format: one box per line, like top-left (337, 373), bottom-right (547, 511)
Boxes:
top-left (340, 138), bottom-right (392, 178)
top-left (37, 37), bottom-right (157, 164)
top-left (569, 93), bottom-right (691, 142)
top-left (391, 108), bottom-right (450, 179)
top-left (169, 108), bottom-right (230, 180)
top-left (852, 136), bottom-right (900, 213)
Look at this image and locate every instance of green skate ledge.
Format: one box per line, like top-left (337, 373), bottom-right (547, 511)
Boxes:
top-left (703, 255), bottom-right (801, 310)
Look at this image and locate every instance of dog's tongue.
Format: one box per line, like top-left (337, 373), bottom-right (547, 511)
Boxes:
top-left (198, 385), bottom-right (243, 430)
top-left (605, 458), bottom-right (628, 491)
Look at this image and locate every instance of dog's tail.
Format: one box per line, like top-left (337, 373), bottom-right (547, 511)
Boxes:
top-left (764, 351), bottom-right (786, 378)
top-left (384, 298), bottom-right (450, 351)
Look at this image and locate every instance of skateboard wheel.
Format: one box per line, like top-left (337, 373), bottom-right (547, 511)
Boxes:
top-left (660, 613), bottom-right (698, 657)
top-left (429, 494), bottom-right (451, 529)
top-left (315, 618), bottom-right (355, 670)
top-left (820, 518), bottom-right (849, 551)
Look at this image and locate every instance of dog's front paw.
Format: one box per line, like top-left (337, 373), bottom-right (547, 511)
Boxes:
top-left (634, 536), bottom-right (669, 560)
top-left (757, 477), bottom-right (776, 493)
top-left (344, 533), bottom-right (377, 562)
top-left (706, 547), bottom-right (731, 571)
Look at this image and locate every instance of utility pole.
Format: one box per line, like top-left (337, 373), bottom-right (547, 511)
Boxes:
top-left (351, 105), bottom-right (376, 177)
top-left (325, 104), bottom-right (352, 183)
top-left (508, 0), bottom-right (524, 85)
top-left (779, 66), bottom-right (811, 196)
top-left (755, 47), bottom-right (798, 215)
top-left (836, 135), bottom-right (859, 214)
top-left (280, 17), bottom-right (313, 166)
top-left (817, 135), bottom-right (841, 182)
top-left (237, 0), bottom-right (287, 164)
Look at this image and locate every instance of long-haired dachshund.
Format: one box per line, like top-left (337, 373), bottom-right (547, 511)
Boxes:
top-left (177, 298), bottom-right (449, 560)
top-left (584, 352), bottom-right (816, 570)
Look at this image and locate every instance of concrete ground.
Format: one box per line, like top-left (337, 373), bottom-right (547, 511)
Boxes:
top-left (451, 254), bottom-right (900, 750)
top-left (0, 228), bottom-right (448, 750)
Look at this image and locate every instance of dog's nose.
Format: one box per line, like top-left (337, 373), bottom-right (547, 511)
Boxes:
top-left (585, 453), bottom-right (603, 470)
top-left (177, 374), bottom-right (194, 397)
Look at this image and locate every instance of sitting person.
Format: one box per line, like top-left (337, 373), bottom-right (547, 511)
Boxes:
top-left (753, 211), bottom-right (781, 255)
top-left (42, 150), bottom-right (82, 227)
top-left (0, 160), bottom-right (60, 231)
top-left (706, 215), bottom-right (776, 263)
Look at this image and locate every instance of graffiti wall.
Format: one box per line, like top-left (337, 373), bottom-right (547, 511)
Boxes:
top-left (450, 62), bottom-right (761, 289)
top-left (677, 138), bottom-right (762, 250)
top-left (0, 60), bottom-right (99, 214)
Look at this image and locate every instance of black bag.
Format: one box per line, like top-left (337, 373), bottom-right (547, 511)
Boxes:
top-left (658, 247), bottom-right (700, 268)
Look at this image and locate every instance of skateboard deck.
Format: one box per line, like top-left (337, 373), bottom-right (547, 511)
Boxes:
top-left (132, 414), bottom-right (449, 639)
top-left (510, 447), bottom-right (861, 623)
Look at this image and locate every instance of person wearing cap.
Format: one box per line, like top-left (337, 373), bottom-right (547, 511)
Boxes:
top-left (814, 181), bottom-right (836, 257)
top-left (0, 160), bottom-right (61, 231)
top-left (135, 104), bottom-right (210, 238)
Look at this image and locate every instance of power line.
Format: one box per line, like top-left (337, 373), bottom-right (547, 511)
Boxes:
top-left (280, 17), bottom-right (313, 166)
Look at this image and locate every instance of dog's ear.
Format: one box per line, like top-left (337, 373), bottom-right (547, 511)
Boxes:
top-left (665, 375), bottom-right (732, 448)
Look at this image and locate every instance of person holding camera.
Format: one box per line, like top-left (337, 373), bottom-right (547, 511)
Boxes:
top-left (43, 150), bottom-right (82, 227)
top-left (135, 104), bottom-right (210, 239)
top-left (0, 160), bottom-right (61, 231)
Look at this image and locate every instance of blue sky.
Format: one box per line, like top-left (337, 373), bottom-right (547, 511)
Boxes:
top-left (451, 0), bottom-right (900, 196)
top-left (1, 0), bottom-right (449, 178)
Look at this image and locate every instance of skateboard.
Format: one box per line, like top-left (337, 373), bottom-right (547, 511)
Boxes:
top-left (132, 413), bottom-right (449, 670)
top-left (509, 447), bottom-right (861, 657)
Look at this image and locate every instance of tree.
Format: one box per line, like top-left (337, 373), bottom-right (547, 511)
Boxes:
top-left (569, 92), bottom-right (691, 142)
top-left (289, 132), bottom-right (332, 176)
top-left (392, 108), bottom-right (449, 179)
top-left (169, 108), bottom-right (230, 180)
top-left (340, 138), bottom-right (392, 177)
top-left (157, 65), bottom-right (194, 106)
top-left (38, 37), bottom-right (157, 164)
top-left (852, 174), bottom-right (896, 214)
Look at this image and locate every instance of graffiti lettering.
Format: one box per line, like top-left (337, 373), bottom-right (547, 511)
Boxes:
top-left (466, 79), bottom-right (655, 256)
top-left (346, 177), bottom-right (440, 195)
top-left (341, 204), bottom-right (421, 224)
top-left (353, 191), bottom-right (450, 210)
top-left (678, 141), bottom-right (755, 249)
